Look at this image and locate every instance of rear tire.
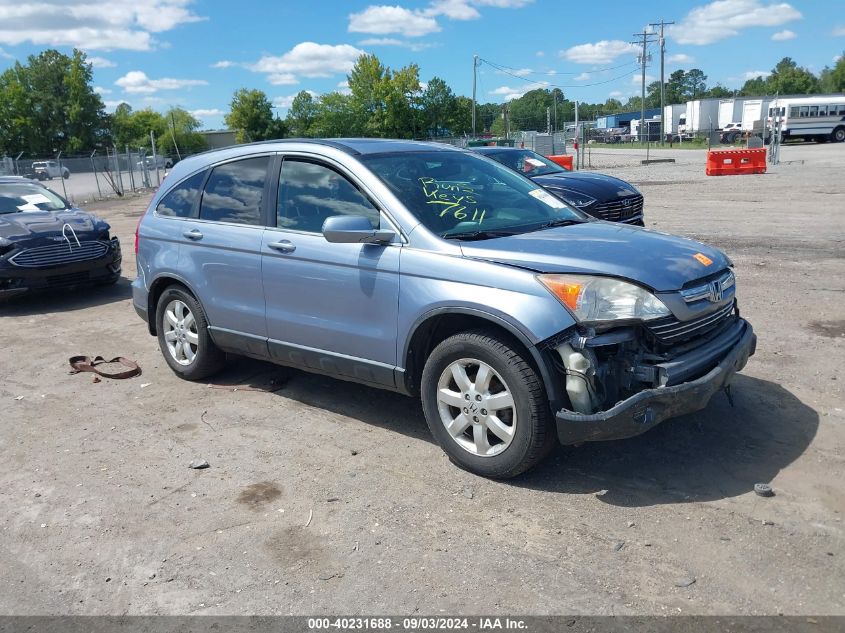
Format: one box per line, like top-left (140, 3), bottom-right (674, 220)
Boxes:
top-left (155, 286), bottom-right (225, 380)
top-left (421, 329), bottom-right (556, 479)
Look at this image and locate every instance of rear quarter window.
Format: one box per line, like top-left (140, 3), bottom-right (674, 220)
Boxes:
top-left (156, 171), bottom-right (206, 218)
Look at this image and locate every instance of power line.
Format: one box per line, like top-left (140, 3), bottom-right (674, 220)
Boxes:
top-left (481, 59), bottom-right (637, 77)
top-left (480, 58), bottom-right (639, 90)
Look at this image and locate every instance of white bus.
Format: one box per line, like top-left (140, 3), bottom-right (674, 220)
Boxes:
top-left (767, 95), bottom-right (845, 142)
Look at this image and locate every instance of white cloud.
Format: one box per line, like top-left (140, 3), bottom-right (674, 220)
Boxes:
top-left (348, 5), bottom-right (440, 37)
top-left (535, 51), bottom-right (544, 57)
top-left (425, 0), bottom-right (480, 19)
top-left (835, 54), bottom-right (843, 63)
top-left (88, 56), bottom-right (116, 68)
top-left (94, 86), bottom-right (112, 95)
top-left (357, 37), bottom-right (436, 51)
top-left (771, 29), bottom-right (796, 40)
top-left (494, 67), bottom-right (532, 77)
top-left (490, 80), bottom-right (548, 101)
top-left (669, 0), bottom-right (801, 46)
top-left (212, 60), bottom-right (236, 69)
top-left (272, 91), bottom-right (319, 109)
top-left (190, 108), bottom-right (225, 118)
top-left (608, 91), bottom-right (623, 98)
top-left (561, 40), bottom-right (638, 64)
top-left (115, 70), bottom-right (207, 94)
top-left (741, 70), bottom-right (771, 80)
top-left (0, 47), bottom-right (13, 59)
top-left (667, 53), bottom-right (694, 64)
top-left (575, 72), bottom-right (590, 81)
top-left (832, 25), bottom-right (845, 36)
top-left (0, 0), bottom-right (204, 51)
top-left (103, 100), bottom-right (125, 110)
top-left (249, 42), bottom-right (365, 86)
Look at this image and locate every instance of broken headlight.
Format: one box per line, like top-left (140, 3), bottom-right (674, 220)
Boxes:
top-left (538, 274), bottom-right (670, 323)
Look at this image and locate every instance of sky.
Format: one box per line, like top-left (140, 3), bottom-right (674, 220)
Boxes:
top-left (0, 0), bottom-right (843, 130)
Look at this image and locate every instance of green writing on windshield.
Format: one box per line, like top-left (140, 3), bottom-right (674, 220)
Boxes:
top-left (419, 177), bottom-right (487, 223)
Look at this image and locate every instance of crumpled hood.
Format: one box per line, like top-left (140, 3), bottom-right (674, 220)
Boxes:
top-left (460, 222), bottom-right (730, 292)
top-left (531, 172), bottom-right (640, 200)
top-left (0, 209), bottom-right (106, 241)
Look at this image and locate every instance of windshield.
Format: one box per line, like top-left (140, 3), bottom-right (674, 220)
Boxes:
top-left (360, 150), bottom-right (583, 239)
top-left (0, 182), bottom-right (67, 214)
top-left (481, 149), bottom-right (566, 177)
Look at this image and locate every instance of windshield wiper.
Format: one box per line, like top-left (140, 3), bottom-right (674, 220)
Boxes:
top-left (531, 218), bottom-right (585, 231)
top-left (441, 229), bottom-right (520, 241)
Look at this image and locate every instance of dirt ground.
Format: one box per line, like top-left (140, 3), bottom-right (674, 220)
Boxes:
top-left (1, 143), bottom-right (843, 616)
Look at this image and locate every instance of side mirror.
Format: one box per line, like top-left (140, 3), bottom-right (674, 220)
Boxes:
top-left (322, 215), bottom-right (395, 244)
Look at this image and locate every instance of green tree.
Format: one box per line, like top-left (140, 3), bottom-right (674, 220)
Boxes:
top-left (348, 54), bottom-right (389, 136)
top-left (383, 63), bottom-right (420, 138)
top-left (158, 107), bottom-right (207, 157)
top-left (767, 57), bottom-right (820, 94)
top-left (738, 75), bottom-right (768, 96)
top-left (684, 69), bottom-right (708, 99)
top-left (819, 53), bottom-right (845, 93)
top-left (286, 91), bottom-right (319, 137)
top-left (311, 92), bottom-right (358, 137)
top-left (419, 77), bottom-right (456, 137)
top-left (225, 88), bottom-right (285, 143)
top-left (0, 48), bottom-right (107, 155)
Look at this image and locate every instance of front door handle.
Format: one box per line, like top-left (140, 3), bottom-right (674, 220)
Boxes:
top-left (268, 240), bottom-right (296, 253)
top-left (182, 229), bottom-right (203, 240)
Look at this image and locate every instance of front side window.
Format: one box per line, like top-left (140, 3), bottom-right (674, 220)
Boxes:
top-left (361, 150), bottom-right (584, 239)
top-left (156, 170), bottom-right (206, 218)
top-left (277, 159), bottom-right (380, 233)
top-left (199, 156), bottom-right (269, 226)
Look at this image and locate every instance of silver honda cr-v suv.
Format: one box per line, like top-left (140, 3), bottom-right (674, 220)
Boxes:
top-left (132, 139), bottom-right (755, 478)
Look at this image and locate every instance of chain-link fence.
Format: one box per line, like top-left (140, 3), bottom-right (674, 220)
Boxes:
top-left (1, 149), bottom-right (173, 204)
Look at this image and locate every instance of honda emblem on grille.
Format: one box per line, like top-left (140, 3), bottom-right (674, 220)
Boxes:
top-left (709, 280), bottom-right (723, 302)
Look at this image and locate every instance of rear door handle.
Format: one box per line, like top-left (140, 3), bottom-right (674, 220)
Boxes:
top-left (268, 240), bottom-right (296, 253)
top-left (182, 229), bottom-right (203, 240)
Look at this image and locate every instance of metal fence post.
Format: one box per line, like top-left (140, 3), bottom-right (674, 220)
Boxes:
top-left (56, 151), bottom-right (69, 201)
top-left (126, 145), bottom-right (136, 192)
top-left (91, 150), bottom-right (103, 199)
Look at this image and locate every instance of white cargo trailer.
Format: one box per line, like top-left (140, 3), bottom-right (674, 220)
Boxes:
top-left (662, 104), bottom-right (686, 135)
top-left (718, 99), bottom-right (745, 129)
top-left (740, 98), bottom-right (771, 131)
top-left (677, 99), bottom-right (721, 137)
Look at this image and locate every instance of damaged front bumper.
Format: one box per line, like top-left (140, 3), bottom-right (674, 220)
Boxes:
top-left (555, 319), bottom-right (756, 444)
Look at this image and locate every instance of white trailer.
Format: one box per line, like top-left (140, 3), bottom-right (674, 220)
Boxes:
top-left (677, 99), bottom-right (721, 137)
top-left (718, 99), bottom-right (745, 129)
top-left (662, 104), bottom-right (686, 135)
top-left (740, 98), bottom-right (770, 131)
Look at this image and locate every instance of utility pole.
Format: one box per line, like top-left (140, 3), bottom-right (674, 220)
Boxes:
top-left (649, 19), bottom-right (675, 145)
top-left (471, 54), bottom-right (479, 138)
top-left (632, 29), bottom-right (657, 143)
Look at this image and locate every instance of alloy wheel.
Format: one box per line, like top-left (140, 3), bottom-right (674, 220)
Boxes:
top-left (436, 358), bottom-right (517, 457)
top-left (162, 299), bottom-right (199, 366)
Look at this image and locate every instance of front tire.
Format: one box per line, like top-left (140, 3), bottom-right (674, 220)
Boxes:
top-left (832, 126), bottom-right (845, 143)
top-left (155, 286), bottom-right (225, 380)
top-left (421, 330), bottom-right (555, 479)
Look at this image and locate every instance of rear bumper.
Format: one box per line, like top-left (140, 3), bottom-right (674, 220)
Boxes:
top-left (0, 239), bottom-right (121, 297)
top-left (555, 320), bottom-right (756, 445)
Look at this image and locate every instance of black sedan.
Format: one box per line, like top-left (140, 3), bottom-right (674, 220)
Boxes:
top-left (0, 176), bottom-right (121, 299)
top-left (473, 147), bottom-right (645, 225)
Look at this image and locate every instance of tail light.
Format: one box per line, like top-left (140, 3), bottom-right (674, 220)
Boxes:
top-left (134, 216), bottom-right (142, 254)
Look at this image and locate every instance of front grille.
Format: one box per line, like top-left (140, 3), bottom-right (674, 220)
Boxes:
top-left (9, 241), bottom-right (109, 268)
top-left (647, 300), bottom-right (736, 345)
top-left (591, 194), bottom-right (643, 222)
top-left (45, 271), bottom-right (90, 287)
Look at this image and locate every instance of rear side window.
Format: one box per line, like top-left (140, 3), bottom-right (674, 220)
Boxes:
top-left (156, 171), bottom-right (206, 217)
top-left (199, 156), bottom-right (270, 226)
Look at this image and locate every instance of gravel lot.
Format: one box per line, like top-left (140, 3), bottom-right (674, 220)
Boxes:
top-left (1, 143), bottom-right (843, 616)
